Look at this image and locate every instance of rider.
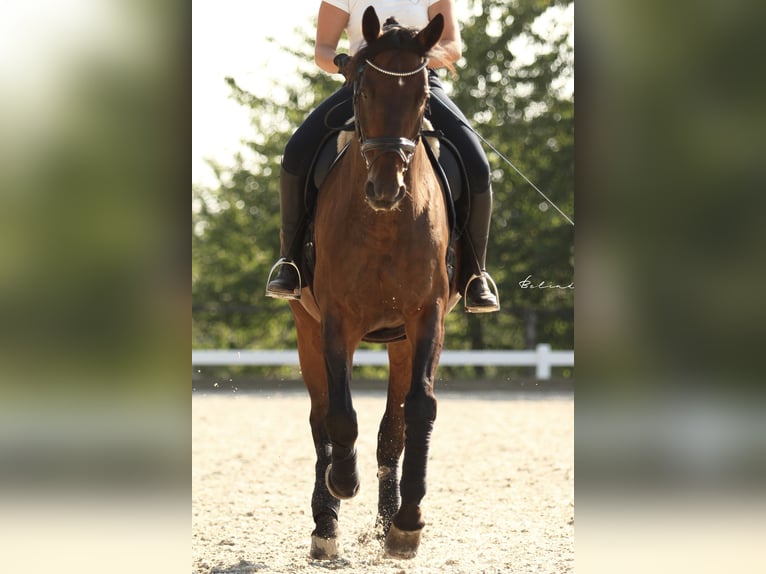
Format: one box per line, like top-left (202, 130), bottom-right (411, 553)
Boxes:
top-left (266, 0), bottom-right (499, 313)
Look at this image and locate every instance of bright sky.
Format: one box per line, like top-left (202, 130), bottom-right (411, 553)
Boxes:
top-left (192, 0), bottom-right (320, 187)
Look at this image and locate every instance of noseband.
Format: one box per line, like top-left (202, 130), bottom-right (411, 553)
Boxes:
top-left (353, 57), bottom-right (429, 170)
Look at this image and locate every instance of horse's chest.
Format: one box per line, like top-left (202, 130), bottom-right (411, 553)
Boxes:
top-left (358, 254), bottom-right (439, 301)
top-left (314, 200), bottom-right (448, 312)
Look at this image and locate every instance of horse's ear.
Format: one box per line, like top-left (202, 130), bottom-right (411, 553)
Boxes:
top-left (415, 13), bottom-right (444, 54)
top-left (362, 6), bottom-right (381, 46)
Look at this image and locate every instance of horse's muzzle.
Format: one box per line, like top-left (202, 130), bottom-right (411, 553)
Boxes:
top-left (360, 136), bottom-right (414, 211)
top-left (365, 178), bottom-right (406, 211)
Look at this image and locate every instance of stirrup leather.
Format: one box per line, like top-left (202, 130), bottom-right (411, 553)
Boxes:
top-left (265, 258), bottom-right (302, 300)
top-left (463, 272), bottom-right (500, 313)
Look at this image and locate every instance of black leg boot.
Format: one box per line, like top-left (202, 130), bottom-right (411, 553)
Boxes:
top-left (462, 189), bottom-right (500, 313)
top-left (265, 166), bottom-right (305, 299)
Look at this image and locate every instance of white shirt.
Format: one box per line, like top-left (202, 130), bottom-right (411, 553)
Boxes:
top-left (322, 0), bottom-right (440, 55)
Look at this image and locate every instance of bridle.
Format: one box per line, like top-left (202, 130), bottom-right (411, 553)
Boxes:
top-left (352, 55), bottom-right (430, 171)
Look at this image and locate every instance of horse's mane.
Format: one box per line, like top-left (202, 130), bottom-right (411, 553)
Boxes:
top-left (345, 17), bottom-right (455, 86)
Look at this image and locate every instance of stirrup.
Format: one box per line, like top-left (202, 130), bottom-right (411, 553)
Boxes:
top-left (265, 258), bottom-right (302, 300)
top-left (463, 272), bottom-right (500, 313)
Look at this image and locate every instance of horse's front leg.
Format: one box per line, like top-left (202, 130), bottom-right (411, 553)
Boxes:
top-left (308, 399), bottom-right (342, 559)
top-left (385, 302), bottom-right (444, 558)
top-left (322, 313), bottom-right (361, 501)
top-left (291, 302), bottom-right (340, 559)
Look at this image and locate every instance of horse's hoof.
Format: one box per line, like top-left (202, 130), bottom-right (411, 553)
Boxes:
top-left (325, 464), bottom-right (359, 500)
top-left (384, 524), bottom-right (422, 559)
top-left (311, 535), bottom-right (340, 560)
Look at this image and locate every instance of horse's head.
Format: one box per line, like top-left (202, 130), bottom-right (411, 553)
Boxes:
top-left (350, 7), bottom-right (444, 212)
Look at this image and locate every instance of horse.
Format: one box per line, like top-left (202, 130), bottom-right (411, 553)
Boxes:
top-left (287, 7), bottom-right (463, 560)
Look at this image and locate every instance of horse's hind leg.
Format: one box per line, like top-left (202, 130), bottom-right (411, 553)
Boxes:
top-left (385, 303), bottom-right (444, 559)
top-left (291, 302), bottom-right (340, 559)
top-left (375, 340), bottom-right (410, 537)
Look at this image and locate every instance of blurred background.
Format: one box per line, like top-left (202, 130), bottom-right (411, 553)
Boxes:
top-left (0, 0), bottom-right (188, 571)
top-left (576, 0), bottom-right (766, 571)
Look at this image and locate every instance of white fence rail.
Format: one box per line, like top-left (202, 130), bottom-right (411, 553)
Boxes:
top-left (192, 344), bottom-right (573, 380)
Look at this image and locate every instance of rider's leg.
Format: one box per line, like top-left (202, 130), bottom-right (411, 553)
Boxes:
top-left (462, 188), bottom-right (499, 312)
top-left (427, 73), bottom-right (499, 312)
top-left (265, 165), bottom-right (305, 299)
top-left (266, 86), bottom-right (353, 299)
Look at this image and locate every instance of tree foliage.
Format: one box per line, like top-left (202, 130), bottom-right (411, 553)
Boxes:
top-left (192, 1), bottom-right (573, 378)
top-left (445, 0), bottom-right (574, 360)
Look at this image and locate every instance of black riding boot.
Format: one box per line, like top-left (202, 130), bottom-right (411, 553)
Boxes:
top-left (462, 189), bottom-right (500, 313)
top-left (265, 166), bottom-right (305, 299)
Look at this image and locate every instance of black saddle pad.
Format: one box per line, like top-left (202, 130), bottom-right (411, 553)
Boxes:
top-left (312, 132), bottom-right (342, 192)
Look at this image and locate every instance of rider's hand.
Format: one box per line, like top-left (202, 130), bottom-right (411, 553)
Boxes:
top-left (333, 53), bottom-right (351, 78)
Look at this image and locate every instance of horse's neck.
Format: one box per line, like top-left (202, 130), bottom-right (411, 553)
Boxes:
top-left (405, 147), bottom-right (442, 215)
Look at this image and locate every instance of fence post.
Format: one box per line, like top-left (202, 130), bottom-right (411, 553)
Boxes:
top-left (536, 343), bottom-right (552, 379)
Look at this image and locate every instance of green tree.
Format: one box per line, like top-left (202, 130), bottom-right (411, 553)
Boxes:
top-left (192, 34), bottom-right (338, 355)
top-left (192, 1), bottom-right (574, 378)
top-left (443, 0), bottom-right (574, 369)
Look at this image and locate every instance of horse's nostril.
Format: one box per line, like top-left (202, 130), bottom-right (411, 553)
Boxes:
top-left (398, 185), bottom-right (406, 198)
top-left (365, 180), bottom-right (376, 200)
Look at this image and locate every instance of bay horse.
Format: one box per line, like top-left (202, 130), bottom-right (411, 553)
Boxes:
top-left (288, 7), bottom-right (462, 560)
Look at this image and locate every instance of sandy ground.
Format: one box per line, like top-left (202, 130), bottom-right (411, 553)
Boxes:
top-left (192, 388), bottom-right (573, 574)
